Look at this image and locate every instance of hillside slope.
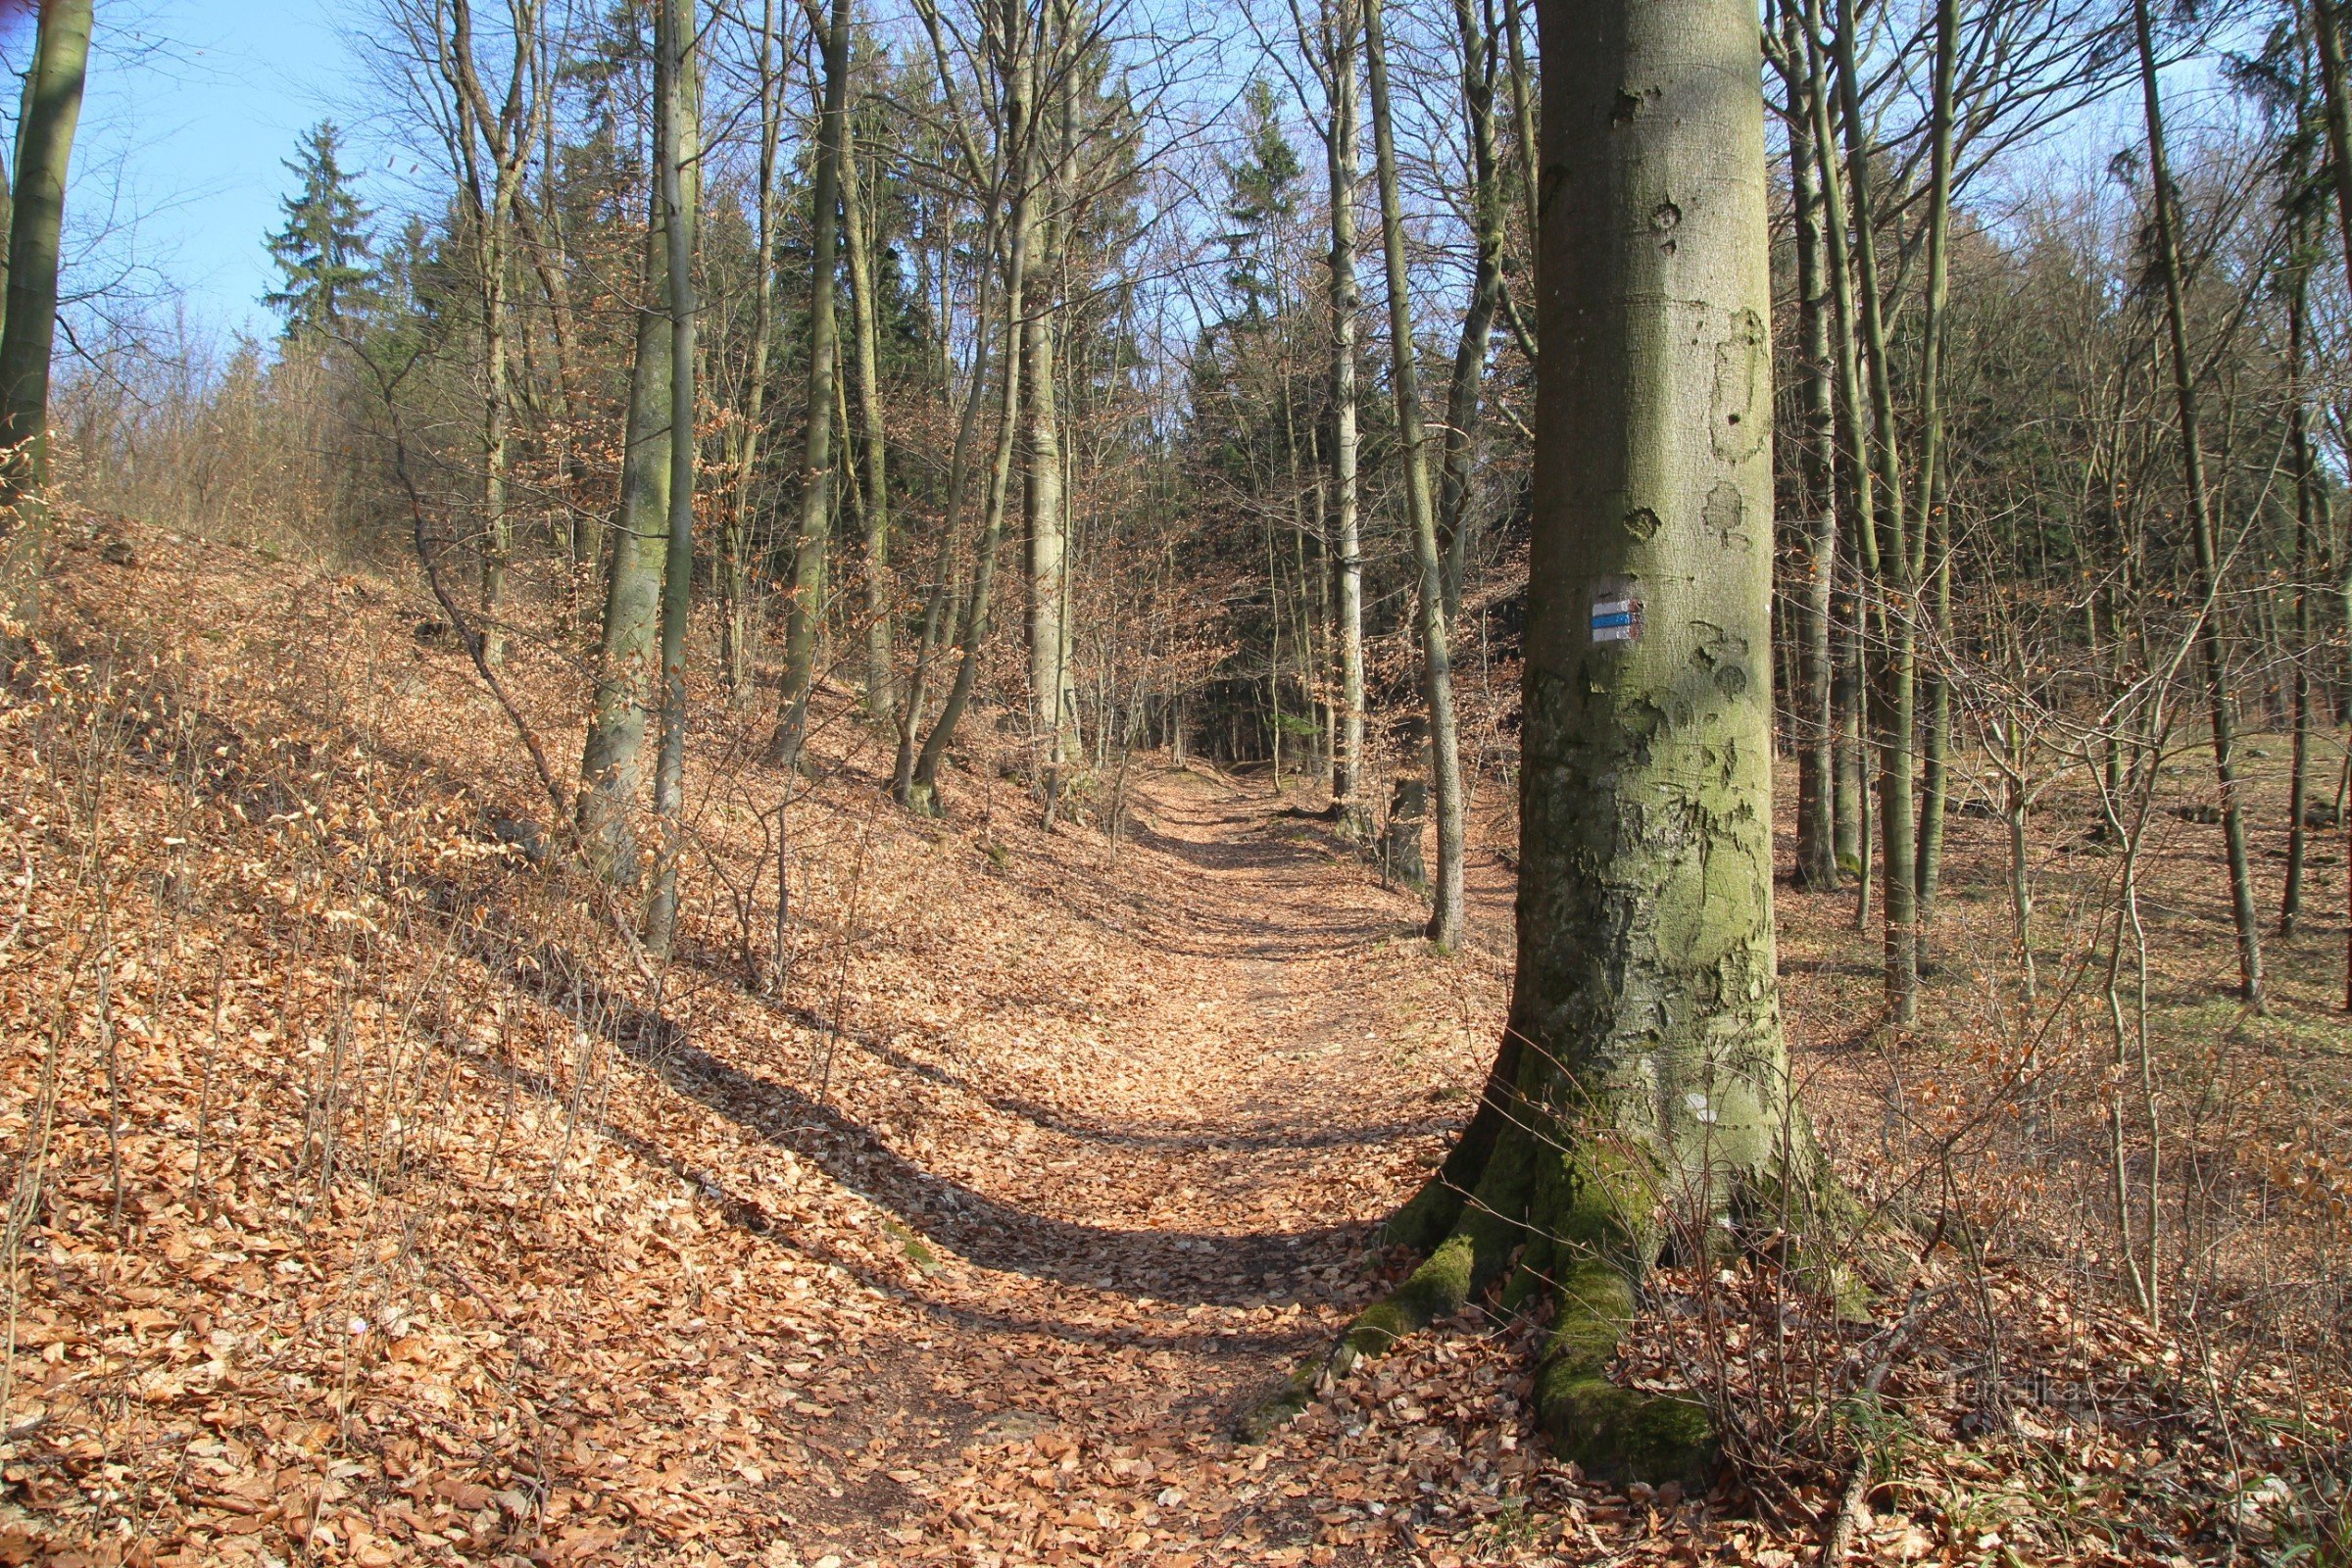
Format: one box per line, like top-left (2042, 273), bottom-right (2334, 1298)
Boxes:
top-left (5, 516), bottom-right (2344, 1568)
top-left (0, 518), bottom-right (1588, 1567)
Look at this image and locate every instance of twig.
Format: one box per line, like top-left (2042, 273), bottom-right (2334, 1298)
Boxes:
top-left (399, 460), bottom-right (571, 831)
top-left (357, 330), bottom-right (572, 834)
top-left (815, 812), bottom-right (875, 1102)
top-left (190, 951), bottom-right (226, 1216)
top-left (2, 970), bottom-right (86, 1434)
top-left (0, 849), bottom-right (32, 960)
top-left (1823, 1283), bottom-right (1942, 1563)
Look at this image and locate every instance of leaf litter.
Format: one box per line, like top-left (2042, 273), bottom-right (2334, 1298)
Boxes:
top-left (1, 515), bottom-right (2341, 1568)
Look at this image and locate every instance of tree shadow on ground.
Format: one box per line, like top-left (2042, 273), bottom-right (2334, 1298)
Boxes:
top-left (473, 930), bottom-right (1377, 1309)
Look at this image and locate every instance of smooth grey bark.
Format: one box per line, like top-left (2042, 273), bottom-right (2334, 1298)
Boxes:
top-left (1310, 0), bottom-right (1368, 820)
top-left (1290, 0), bottom-right (1821, 1487)
top-left (1024, 214), bottom-right (1075, 800)
top-left (578, 68), bottom-right (696, 884)
top-left (723, 0), bottom-right (785, 706)
top-left (1028, 0), bottom-right (1083, 801)
top-left (645, 0), bottom-right (702, 957)
top-left (1364, 0), bottom-right (1467, 950)
top-left (772, 0), bottom-right (855, 769)
top-left (841, 111), bottom-right (896, 725)
top-left (1511, 0), bottom-right (1796, 1226)
top-left (0, 0), bottom-right (92, 619)
top-left (1773, 0), bottom-right (1839, 894)
top-left (2132, 0), bottom-right (2266, 1005)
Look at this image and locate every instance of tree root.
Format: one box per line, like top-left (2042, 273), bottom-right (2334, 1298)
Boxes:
top-left (1237, 1140), bottom-right (1720, 1485)
top-left (1533, 1256), bottom-right (1714, 1487)
top-left (1233, 1233), bottom-right (1476, 1442)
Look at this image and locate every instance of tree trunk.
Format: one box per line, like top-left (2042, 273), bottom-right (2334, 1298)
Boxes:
top-left (842, 113), bottom-right (896, 725)
top-left (514, 32), bottom-right (583, 602)
top-left (1435, 0), bottom-right (1504, 625)
top-left (2307, 5), bottom-right (2352, 904)
top-left (439, 0), bottom-right (541, 670)
top-left (1778, 0), bottom-right (1839, 893)
top-left (0, 0), bottom-right (92, 620)
top-left (1831, 0), bottom-right (1920, 1021)
top-left (1365, 0), bottom-right (1467, 950)
top-left (577, 27), bottom-right (696, 885)
top-left (723, 0), bottom-right (785, 707)
top-left (2285, 208), bottom-right (2318, 937)
top-left (2133, 0), bottom-right (2266, 1005)
top-left (893, 69), bottom-right (1003, 806)
top-left (1805, 9), bottom-right (1870, 906)
top-left (1910, 0), bottom-right (1959, 939)
top-left (1833, 563), bottom-right (1862, 874)
top-left (1501, 0), bottom-right (1538, 269)
top-left (772, 0), bottom-right (855, 769)
top-left (1280, 0), bottom-right (1825, 1487)
top-left (910, 16), bottom-right (1037, 812)
top-left (1317, 0), bottom-right (1368, 828)
top-left (1025, 239), bottom-right (1074, 805)
top-left (644, 0), bottom-right (702, 957)
top-left (478, 213), bottom-right (514, 666)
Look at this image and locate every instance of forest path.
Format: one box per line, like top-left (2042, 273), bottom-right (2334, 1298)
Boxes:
top-left (16, 524), bottom-right (1552, 1568)
top-left (774, 763), bottom-right (1511, 1561)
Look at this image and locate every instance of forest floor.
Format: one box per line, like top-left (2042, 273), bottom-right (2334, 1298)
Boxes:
top-left (4, 512), bottom-right (2348, 1568)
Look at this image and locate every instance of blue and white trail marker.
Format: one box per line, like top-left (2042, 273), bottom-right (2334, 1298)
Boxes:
top-left (1590, 578), bottom-right (1643, 646)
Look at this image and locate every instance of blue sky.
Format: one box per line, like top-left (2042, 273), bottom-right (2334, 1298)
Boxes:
top-left (36, 2), bottom-right (2254, 349)
top-left (55, 1), bottom-right (374, 338)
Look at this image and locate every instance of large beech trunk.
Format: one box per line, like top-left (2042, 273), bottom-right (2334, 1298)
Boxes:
top-left (1265, 0), bottom-right (1828, 1486)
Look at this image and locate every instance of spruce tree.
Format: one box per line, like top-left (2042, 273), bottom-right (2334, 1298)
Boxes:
top-left (264, 122), bottom-right (377, 340)
top-left (1216, 80), bottom-right (1302, 333)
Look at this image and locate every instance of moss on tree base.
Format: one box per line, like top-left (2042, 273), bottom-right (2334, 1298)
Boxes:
top-left (1346, 1232), bottom-right (1475, 1355)
top-left (1241, 1210), bottom-right (1719, 1487)
top-left (1534, 1257), bottom-right (1716, 1486)
top-left (1537, 1371), bottom-right (1715, 1488)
